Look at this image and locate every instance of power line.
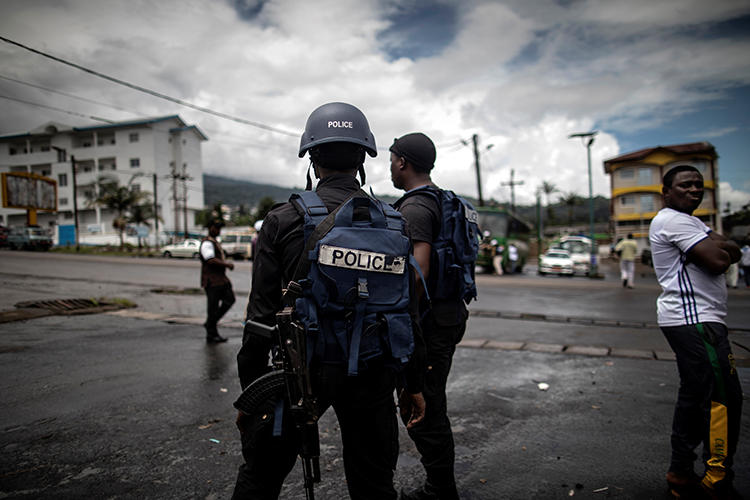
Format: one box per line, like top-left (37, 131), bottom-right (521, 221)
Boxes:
top-left (0, 93), bottom-right (116, 123)
top-left (0, 73), bottom-right (141, 116)
top-left (0, 35), bottom-right (300, 138)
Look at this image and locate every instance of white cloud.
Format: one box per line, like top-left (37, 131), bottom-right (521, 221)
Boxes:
top-left (718, 181), bottom-right (750, 212)
top-left (1, 0), bottom-right (749, 207)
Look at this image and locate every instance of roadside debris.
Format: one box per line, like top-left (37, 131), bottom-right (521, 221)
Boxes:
top-left (537, 382), bottom-right (549, 391)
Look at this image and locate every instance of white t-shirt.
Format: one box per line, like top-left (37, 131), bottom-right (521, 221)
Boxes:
top-left (649, 207), bottom-right (727, 326)
top-left (200, 240), bottom-right (215, 260)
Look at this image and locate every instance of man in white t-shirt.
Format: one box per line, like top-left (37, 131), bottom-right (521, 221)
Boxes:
top-left (649, 165), bottom-right (742, 499)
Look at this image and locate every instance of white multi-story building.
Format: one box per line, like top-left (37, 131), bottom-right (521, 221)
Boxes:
top-left (0, 115), bottom-right (206, 246)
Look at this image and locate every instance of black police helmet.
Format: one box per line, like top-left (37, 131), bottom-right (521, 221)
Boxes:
top-left (389, 132), bottom-right (436, 173)
top-left (299, 102), bottom-right (377, 158)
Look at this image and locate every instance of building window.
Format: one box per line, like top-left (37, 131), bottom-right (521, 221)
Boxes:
top-left (64, 211), bottom-right (73, 220)
top-left (619, 168), bottom-right (635, 179)
top-left (129, 133), bottom-right (139, 143)
top-left (60, 198), bottom-right (68, 206)
top-left (83, 165), bottom-right (93, 173)
top-left (130, 158), bottom-right (140, 168)
top-left (638, 168), bottom-right (651, 185)
top-left (58, 173), bottom-right (68, 187)
top-left (640, 194), bottom-right (655, 212)
top-left (132, 184), bottom-right (141, 193)
top-left (620, 196), bottom-right (633, 205)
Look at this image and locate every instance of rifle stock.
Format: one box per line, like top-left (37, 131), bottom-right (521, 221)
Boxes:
top-left (240, 285), bottom-right (320, 499)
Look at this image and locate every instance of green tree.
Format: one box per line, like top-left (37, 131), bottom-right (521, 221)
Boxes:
top-left (559, 191), bottom-right (583, 226)
top-left (541, 181), bottom-right (558, 224)
top-left (87, 175), bottom-right (151, 250)
top-left (253, 196), bottom-right (277, 224)
top-left (128, 203), bottom-right (160, 249)
top-left (196, 202), bottom-right (228, 228)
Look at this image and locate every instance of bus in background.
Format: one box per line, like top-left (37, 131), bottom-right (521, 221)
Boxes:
top-left (475, 207), bottom-right (532, 274)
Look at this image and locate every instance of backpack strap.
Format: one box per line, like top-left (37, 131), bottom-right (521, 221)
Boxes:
top-left (290, 188), bottom-right (368, 283)
top-left (290, 191), bottom-right (329, 242)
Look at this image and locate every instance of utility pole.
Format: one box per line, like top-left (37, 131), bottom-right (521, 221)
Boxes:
top-left (472, 134), bottom-right (484, 207)
top-left (536, 189), bottom-right (542, 254)
top-left (569, 131), bottom-right (599, 278)
top-left (152, 173), bottom-right (159, 247)
top-left (71, 155), bottom-right (79, 251)
top-left (501, 169), bottom-right (524, 212)
top-left (171, 163), bottom-right (180, 241)
top-left (181, 164), bottom-right (192, 240)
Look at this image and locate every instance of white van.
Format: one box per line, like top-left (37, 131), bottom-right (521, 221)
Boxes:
top-left (220, 230), bottom-right (255, 259)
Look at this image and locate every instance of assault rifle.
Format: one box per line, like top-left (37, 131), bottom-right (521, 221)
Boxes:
top-left (234, 282), bottom-right (321, 500)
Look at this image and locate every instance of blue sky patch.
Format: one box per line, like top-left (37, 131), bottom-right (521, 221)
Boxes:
top-left (379, 1), bottom-right (459, 61)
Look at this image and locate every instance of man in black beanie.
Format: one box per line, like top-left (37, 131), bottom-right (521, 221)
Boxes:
top-left (391, 132), bottom-right (470, 500)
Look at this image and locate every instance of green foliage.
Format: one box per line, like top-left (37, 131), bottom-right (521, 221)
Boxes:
top-left (87, 175), bottom-right (152, 250)
top-left (253, 196), bottom-right (277, 223)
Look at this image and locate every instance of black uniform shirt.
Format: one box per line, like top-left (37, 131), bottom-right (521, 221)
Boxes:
top-left (237, 173), bottom-right (425, 392)
top-left (394, 188), bottom-right (440, 245)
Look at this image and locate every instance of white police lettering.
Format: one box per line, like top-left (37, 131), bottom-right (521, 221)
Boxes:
top-left (328, 121), bottom-right (353, 129)
top-left (318, 244), bottom-right (405, 274)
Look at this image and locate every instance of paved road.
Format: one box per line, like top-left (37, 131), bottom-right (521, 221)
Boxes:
top-left (1, 251), bottom-right (749, 498)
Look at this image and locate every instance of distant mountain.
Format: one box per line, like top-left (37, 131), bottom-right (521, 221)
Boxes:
top-left (203, 174), bottom-right (302, 209)
top-left (203, 174), bottom-right (400, 208)
top-left (203, 174), bottom-right (610, 225)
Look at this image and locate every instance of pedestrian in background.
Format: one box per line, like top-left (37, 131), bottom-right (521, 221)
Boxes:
top-left (726, 261), bottom-right (739, 289)
top-left (741, 243), bottom-right (750, 288)
top-left (200, 219), bottom-right (235, 343)
top-left (390, 132), bottom-right (478, 500)
top-left (232, 103), bottom-right (425, 499)
top-left (614, 233), bottom-right (638, 288)
top-left (649, 165), bottom-right (743, 499)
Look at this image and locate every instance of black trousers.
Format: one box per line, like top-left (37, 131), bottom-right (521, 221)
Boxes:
top-left (232, 364), bottom-right (399, 500)
top-left (204, 282), bottom-right (235, 336)
top-left (406, 303), bottom-right (467, 495)
top-left (661, 322), bottom-right (743, 486)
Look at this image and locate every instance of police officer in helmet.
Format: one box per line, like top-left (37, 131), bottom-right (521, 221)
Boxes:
top-left (232, 102), bottom-right (426, 499)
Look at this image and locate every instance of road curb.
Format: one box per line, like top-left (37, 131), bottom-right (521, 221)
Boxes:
top-left (101, 309), bottom-right (750, 365)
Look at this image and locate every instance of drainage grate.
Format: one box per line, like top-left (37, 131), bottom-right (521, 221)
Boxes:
top-left (0, 298), bottom-right (136, 324)
top-left (14, 298), bottom-right (124, 314)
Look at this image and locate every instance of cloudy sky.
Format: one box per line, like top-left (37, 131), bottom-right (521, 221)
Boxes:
top-left (1, 0), bottom-right (749, 209)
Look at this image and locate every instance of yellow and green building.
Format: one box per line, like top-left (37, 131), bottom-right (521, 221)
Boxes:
top-left (603, 142), bottom-right (720, 247)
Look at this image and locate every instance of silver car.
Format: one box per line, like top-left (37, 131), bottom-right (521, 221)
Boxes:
top-left (160, 239), bottom-right (201, 259)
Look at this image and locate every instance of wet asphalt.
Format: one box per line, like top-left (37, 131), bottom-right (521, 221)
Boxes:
top-left (0, 252), bottom-right (749, 499)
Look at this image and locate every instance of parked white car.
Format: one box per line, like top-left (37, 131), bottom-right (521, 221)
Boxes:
top-left (160, 239), bottom-right (201, 259)
top-left (538, 249), bottom-right (574, 276)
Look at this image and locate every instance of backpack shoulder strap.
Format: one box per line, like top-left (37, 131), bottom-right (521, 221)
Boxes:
top-left (290, 188), bottom-right (369, 283)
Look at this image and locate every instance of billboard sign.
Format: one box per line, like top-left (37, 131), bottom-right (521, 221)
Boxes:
top-left (1, 172), bottom-right (57, 211)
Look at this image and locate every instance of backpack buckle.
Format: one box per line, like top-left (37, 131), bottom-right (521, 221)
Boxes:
top-left (357, 278), bottom-right (369, 299)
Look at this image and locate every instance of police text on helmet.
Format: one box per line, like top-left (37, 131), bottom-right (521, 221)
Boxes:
top-left (328, 121), bottom-right (353, 129)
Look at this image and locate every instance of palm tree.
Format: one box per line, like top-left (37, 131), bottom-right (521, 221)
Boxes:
top-left (87, 175), bottom-right (152, 249)
top-left (559, 191), bottom-right (583, 226)
top-left (541, 181), bottom-right (558, 224)
top-left (128, 203), bottom-right (159, 249)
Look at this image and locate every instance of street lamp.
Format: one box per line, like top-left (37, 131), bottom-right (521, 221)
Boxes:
top-left (568, 131), bottom-right (598, 278)
top-left (51, 146), bottom-right (79, 251)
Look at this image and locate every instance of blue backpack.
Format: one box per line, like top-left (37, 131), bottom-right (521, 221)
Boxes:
top-left (396, 187), bottom-right (479, 304)
top-left (290, 190), bottom-right (416, 376)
